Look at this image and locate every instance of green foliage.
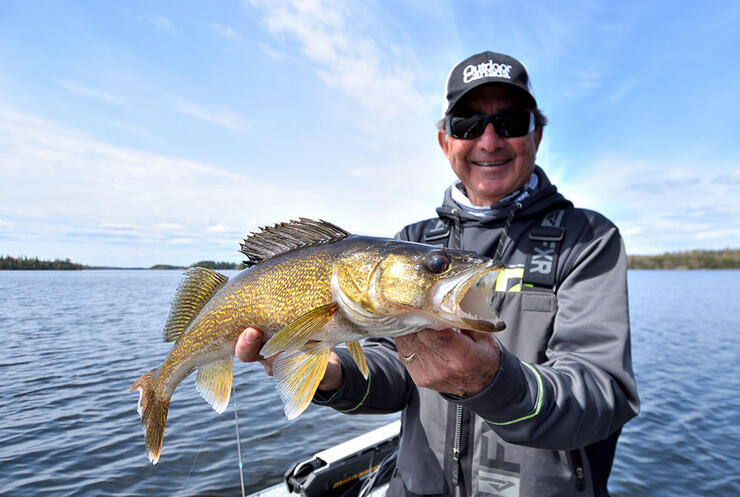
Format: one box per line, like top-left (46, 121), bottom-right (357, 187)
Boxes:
top-left (149, 264), bottom-right (186, 270)
top-left (627, 249), bottom-right (740, 269)
top-left (191, 260), bottom-right (246, 270)
top-left (0, 255), bottom-right (84, 270)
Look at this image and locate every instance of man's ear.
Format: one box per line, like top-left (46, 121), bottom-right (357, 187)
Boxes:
top-left (438, 129), bottom-right (450, 154)
top-left (533, 126), bottom-right (543, 152)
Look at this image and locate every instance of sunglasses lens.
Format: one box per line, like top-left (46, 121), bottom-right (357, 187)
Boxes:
top-left (447, 110), bottom-right (534, 139)
top-left (448, 115), bottom-right (487, 139)
top-left (494, 110), bottom-right (533, 138)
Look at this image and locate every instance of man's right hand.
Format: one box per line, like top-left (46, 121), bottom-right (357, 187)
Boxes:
top-left (235, 327), bottom-right (276, 375)
top-left (235, 327), bottom-right (344, 392)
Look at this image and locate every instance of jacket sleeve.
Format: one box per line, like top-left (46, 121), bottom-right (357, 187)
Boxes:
top-left (313, 338), bottom-right (415, 414)
top-left (447, 222), bottom-right (640, 450)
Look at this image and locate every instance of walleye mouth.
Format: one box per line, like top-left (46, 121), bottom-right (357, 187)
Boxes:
top-left (442, 261), bottom-right (506, 333)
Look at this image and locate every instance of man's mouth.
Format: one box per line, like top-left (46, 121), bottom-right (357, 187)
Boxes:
top-left (472, 159), bottom-right (511, 167)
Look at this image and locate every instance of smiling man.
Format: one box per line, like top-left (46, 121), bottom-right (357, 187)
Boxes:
top-left (237, 51), bottom-right (639, 497)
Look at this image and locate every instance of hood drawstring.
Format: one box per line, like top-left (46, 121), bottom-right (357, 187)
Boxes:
top-left (493, 201), bottom-right (522, 262)
top-left (450, 208), bottom-right (462, 249)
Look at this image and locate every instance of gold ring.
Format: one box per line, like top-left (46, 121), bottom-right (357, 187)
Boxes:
top-left (403, 353), bottom-right (417, 364)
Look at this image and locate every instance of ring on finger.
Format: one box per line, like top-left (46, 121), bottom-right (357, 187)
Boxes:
top-left (403, 353), bottom-right (417, 364)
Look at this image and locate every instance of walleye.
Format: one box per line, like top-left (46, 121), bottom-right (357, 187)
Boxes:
top-left (130, 219), bottom-right (505, 464)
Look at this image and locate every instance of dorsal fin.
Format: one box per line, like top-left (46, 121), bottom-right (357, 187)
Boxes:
top-left (162, 267), bottom-right (229, 342)
top-left (239, 218), bottom-right (351, 264)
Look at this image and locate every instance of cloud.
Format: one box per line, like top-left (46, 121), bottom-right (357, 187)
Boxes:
top-left (172, 98), bottom-right (248, 131)
top-left (144, 14), bottom-right (176, 34)
top-left (247, 0), bottom-right (431, 121)
top-left (553, 156), bottom-right (740, 254)
top-left (210, 22), bottom-right (241, 40)
top-left (0, 108), bottom-right (451, 266)
top-left (57, 80), bottom-right (125, 104)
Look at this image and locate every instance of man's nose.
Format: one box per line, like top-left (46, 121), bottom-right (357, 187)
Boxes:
top-left (477, 123), bottom-right (504, 150)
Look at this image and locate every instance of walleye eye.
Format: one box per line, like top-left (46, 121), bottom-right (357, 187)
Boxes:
top-left (425, 252), bottom-right (450, 273)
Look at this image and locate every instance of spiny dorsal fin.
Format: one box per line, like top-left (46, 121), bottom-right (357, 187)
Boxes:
top-left (162, 267), bottom-right (228, 342)
top-left (239, 218), bottom-right (351, 264)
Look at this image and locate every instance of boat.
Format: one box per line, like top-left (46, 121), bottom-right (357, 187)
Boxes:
top-left (249, 421), bottom-right (400, 497)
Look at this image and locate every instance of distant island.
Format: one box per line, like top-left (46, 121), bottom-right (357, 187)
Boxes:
top-left (627, 248), bottom-right (739, 270)
top-left (2, 250), bottom-right (739, 270)
top-left (0, 255), bottom-right (245, 271)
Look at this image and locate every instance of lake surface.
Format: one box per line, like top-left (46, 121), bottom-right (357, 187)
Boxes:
top-left (0, 269), bottom-right (738, 496)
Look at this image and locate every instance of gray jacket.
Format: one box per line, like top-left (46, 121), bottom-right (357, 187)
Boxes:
top-left (315, 167), bottom-right (640, 497)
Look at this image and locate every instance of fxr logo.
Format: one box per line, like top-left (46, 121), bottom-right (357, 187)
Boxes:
top-left (530, 242), bottom-right (556, 274)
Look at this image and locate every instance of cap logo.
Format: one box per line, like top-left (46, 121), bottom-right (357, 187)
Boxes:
top-left (462, 59), bottom-right (512, 84)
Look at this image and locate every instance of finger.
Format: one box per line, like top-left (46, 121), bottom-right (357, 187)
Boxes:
top-left (235, 327), bottom-right (264, 362)
top-left (394, 334), bottom-right (425, 363)
top-left (459, 328), bottom-right (497, 344)
top-left (414, 328), bottom-right (467, 349)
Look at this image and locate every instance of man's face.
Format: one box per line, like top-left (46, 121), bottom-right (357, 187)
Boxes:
top-left (438, 86), bottom-right (543, 206)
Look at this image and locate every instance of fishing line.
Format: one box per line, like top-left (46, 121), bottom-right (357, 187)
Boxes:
top-left (233, 383), bottom-right (246, 497)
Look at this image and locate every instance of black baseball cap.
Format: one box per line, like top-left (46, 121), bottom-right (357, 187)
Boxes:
top-left (442, 51), bottom-right (536, 115)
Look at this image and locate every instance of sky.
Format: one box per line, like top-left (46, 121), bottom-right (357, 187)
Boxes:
top-left (1, 0), bottom-right (739, 267)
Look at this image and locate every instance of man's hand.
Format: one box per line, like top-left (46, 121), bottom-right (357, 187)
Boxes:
top-left (235, 327), bottom-right (344, 392)
top-left (394, 328), bottom-right (500, 398)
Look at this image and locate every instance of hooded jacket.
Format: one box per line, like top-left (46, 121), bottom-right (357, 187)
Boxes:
top-left (315, 167), bottom-right (640, 497)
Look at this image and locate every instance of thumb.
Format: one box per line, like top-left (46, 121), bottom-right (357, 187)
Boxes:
top-left (235, 327), bottom-right (264, 362)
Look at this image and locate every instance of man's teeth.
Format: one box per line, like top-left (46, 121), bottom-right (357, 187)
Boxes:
top-left (473, 160), bottom-right (509, 166)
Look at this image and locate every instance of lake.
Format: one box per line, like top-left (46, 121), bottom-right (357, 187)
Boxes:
top-left (0, 269), bottom-right (738, 496)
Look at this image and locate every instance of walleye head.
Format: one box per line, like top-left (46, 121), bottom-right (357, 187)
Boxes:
top-left (333, 239), bottom-right (506, 333)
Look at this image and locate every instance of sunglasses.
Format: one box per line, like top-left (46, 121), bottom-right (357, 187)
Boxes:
top-left (445, 109), bottom-right (536, 139)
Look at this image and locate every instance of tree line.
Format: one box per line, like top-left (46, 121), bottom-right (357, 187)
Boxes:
top-left (0, 255), bottom-right (84, 270)
top-left (3, 251), bottom-right (738, 271)
top-left (627, 249), bottom-right (740, 269)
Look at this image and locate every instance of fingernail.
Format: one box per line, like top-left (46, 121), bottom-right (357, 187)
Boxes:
top-left (245, 329), bottom-right (259, 343)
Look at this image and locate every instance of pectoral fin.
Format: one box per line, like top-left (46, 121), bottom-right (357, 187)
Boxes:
top-left (347, 341), bottom-right (368, 379)
top-left (260, 303), bottom-right (338, 358)
top-left (195, 357), bottom-right (233, 414)
top-left (273, 342), bottom-right (333, 420)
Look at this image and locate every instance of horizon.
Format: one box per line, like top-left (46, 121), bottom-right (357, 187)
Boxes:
top-left (1, 1), bottom-right (739, 267)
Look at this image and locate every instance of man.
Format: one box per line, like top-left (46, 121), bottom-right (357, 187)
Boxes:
top-left (237, 51), bottom-right (639, 497)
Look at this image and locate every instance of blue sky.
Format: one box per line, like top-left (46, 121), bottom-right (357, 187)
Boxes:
top-left (1, 1), bottom-right (738, 266)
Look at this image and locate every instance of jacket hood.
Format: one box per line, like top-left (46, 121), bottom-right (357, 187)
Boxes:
top-left (436, 166), bottom-right (572, 225)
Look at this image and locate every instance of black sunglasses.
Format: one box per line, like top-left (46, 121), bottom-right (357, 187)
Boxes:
top-left (445, 109), bottom-right (536, 139)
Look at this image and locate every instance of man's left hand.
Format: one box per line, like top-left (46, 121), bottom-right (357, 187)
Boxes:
top-left (394, 329), bottom-right (500, 398)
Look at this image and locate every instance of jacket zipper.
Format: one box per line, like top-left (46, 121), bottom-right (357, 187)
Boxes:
top-left (449, 211), bottom-right (463, 497)
top-left (571, 449), bottom-right (586, 491)
top-left (452, 405), bottom-right (464, 497)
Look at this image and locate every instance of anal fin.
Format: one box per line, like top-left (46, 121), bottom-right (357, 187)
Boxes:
top-left (260, 303), bottom-right (338, 358)
top-left (273, 342), bottom-right (332, 419)
top-left (347, 341), bottom-right (368, 379)
top-left (195, 357), bottom-right (233, 414)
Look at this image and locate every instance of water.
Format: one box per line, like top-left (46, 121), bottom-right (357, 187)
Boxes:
top-left (0, 270), bottom-right (738, 496)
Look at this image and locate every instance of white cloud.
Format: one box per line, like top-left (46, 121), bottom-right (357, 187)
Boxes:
top-left (553, 156), bottom-right (740, 254)
top-left (245, 0), bottom-right (451, 217)
top-left (144, 14), bottom-right (176, 34)
top-left (57, 80), bottom-right (125, 104)
top-left (210, 23), bottom-right (241, 40)
top-left (258, 43), bottom-right (287, 60)
top-left (248, 0), bottom-right (430, 121)
top-left (173, 98), bottom-right (248, 131)
top-left (0, 108), bottom-right (449, 266)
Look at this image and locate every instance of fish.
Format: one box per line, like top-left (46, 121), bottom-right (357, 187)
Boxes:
top-left (130, 218), bottom-right (505, 464)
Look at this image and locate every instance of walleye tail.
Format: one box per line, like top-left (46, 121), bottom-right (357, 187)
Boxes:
top-left (130, 368), bottom-right (170, 465)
